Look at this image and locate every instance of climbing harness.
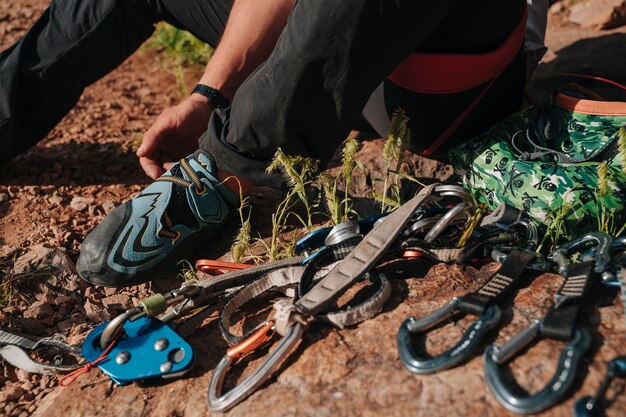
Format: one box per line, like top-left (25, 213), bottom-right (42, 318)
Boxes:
top-left (389, 3), bottom-right (528, 156)
top-left (483, 232), bottom-right (612, 414)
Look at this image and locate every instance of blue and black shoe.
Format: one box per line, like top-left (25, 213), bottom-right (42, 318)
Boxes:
top-left (77, 151), bottom-right (239, 286)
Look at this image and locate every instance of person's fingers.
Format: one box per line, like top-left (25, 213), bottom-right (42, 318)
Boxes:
top-left (163, 161), bottom-right (176, 171)
top-left (139, 156), bottom-right (165, 180)
top-left (138, 113), bottom-right (172, 157)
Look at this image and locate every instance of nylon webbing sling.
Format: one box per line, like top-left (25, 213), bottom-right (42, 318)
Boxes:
top-left (291, 184), bottom-right (437, 317)
top-left (542, 261), bottom-right (594, 340)
top-left (0, 328), bottom-right (83, 374)
top-left (208, 184), bottom-right (440, 412)
top-left (458, 249), bottom-right (536, 314)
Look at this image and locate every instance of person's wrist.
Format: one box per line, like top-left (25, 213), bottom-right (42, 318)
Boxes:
top-left (189, 93), bottom-right (215, 116)
top-left (192, 84), bottom-right (230, 110)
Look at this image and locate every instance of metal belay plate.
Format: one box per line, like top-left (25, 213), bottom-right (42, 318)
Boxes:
top-left (82, 317), bottom-right (194, 385)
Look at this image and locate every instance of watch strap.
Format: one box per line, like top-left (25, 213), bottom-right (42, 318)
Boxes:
top-left (192, 84), bottom-right (230, 109)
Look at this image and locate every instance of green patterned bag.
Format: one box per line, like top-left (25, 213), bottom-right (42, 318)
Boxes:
top-left (450, 84), bottom-right (626, 233)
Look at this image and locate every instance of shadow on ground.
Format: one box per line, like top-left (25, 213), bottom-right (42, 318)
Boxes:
top-left (529, 33), bottom-right (626, 100)
top-left (0, 142), bottom-right (149, 187)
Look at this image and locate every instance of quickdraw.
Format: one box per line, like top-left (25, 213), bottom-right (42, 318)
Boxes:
top-left (483, 232), bottom-right (612, 414)
top-left (207, 184), bottom-right (542, 411)
top-left (573, 263), bottom-right (626, 416)
top-left (397, 248), bottom-right (536, 374)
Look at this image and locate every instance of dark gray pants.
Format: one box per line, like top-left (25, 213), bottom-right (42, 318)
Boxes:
top-left (0, 0), bottom-right (524, 187)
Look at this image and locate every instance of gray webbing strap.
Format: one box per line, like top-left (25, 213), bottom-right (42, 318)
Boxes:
top-left (619, 268), bottom-right (626, 320)
top-left (194, 256), bottom-right (305, 292)
top-left (0, 328), bottom-right (83, 374)
top-left (170, 257), bottom-right (306, 337)
top-left (295, 184), bottom-right (436, 315)
top-left (219, 263), bottom-right (392, 343)
top-left (427, 248), bottom-right (466, 263)
top-left (0, 328), bottom-right (40, 350)
top-left (182, 256), bottom-right (305, 311)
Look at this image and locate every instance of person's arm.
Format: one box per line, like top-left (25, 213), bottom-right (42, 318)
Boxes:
top-left (137, 0), bottom-right (296, 181)
top-left (197, 0), bottom-right (296, 103)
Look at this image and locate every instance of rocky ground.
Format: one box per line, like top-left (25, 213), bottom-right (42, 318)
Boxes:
top-left (1, 1), bottom-right (626, 416)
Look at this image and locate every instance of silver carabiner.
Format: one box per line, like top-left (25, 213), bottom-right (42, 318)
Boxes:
top-left (491, 247), bottom-right (551, 272)
top-left (208, 321), bottom-right (305, 412)
top-left (432, 184), bottom-right (476, 207)
top-left (99, 283), bottom-right (200, 349)
top-left (484, 319), bottom-right (592, 415)
top-left (423, 202), bottom-right (473, 243)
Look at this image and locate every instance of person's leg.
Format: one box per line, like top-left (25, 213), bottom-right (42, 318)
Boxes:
top-left (136, 0), bottom-right (295, 181)
top-left (76, 0), bottom-right (297, 286)
top-left (79, 0), bottom-right (464, 286)
top-left (201, 0), bottom-right (463, 188)
top-left (0, 0), bottom-right (232, 165)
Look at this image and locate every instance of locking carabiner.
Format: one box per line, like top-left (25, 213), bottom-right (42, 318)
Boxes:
top-left (398, 296), bottom-right (501, 374)
top-left (99, 282), bottom-right (200, 349)
top-left (573, 355), bottom-right (626, 417)
top-left (484, 233), bottom-right (608, 414)
top-left (549, 231), bottom-right (613, 281)
top-left (484, 319), bottom-right (592, 415)
top-left (208, 321), bottom-right (305, 412)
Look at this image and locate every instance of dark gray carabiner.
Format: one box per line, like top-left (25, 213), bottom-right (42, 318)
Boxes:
top-left (549, 232), bottom-right (613, 282)
top-left (484, 319), bottom-right (592, 415)
top-left (573, 355), bottom-right (626, 417)
top-left (397, 296), bottom-right (501, 374)
top-left (491, 247), bottom-right (551, 272)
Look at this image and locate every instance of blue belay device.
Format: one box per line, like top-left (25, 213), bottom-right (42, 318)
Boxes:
top-left (82, 317), bottom-right (194, 385)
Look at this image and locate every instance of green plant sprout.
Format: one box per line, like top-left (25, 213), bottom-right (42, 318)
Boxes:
top-left (177, 259), bottom-right (198, 281)
top-left (143, 23), bottom-right (214, 96)
top-left (376, 108), bottom-right (412, 212)
top-left (264, 148), bottom-right (320, 260)
top-left (319, 136), bottom-right (363, 224)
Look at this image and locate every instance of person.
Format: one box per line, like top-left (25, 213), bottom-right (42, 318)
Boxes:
top-left (0, 0), bottom-right (548, 286)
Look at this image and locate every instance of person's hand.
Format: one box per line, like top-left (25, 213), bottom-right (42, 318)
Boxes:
top-left (136, 94), bottom-right (213, 179)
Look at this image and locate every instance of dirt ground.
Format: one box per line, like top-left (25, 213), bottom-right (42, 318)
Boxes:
top-left (1, 1), bottom-right (626, 416)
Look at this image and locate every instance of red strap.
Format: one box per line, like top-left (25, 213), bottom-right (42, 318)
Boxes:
top-left (560, 73), bottom-right (626, 93)
top-left (58, 339), bottom-right (118, 387)
top-left (195, 259), bottom-right (252, 275)
top-left (388, 6), bottom-right (528, 94)
top-left (420, 77), bottom-right (499, 156)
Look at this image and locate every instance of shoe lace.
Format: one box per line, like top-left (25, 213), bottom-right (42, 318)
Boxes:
top-left (154, 156), bottom-right (208, 242)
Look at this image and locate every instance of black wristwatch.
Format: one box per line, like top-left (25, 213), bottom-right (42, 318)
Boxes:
top-left (191, 84), bottom-right (230, 109)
